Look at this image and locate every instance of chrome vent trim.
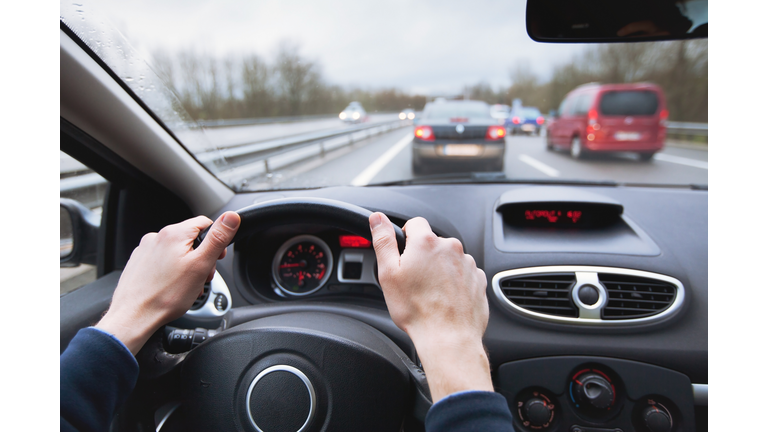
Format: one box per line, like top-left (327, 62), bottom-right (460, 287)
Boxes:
top-left (492, 266), bottom-right (685, 326)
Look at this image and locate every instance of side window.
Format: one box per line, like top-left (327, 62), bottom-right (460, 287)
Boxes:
top-left (60, 151), bottom-right (109, 295)
top-left (572, 94), bottom-right (590, 116)
top-left (558, 97), bottom-right (570, 117)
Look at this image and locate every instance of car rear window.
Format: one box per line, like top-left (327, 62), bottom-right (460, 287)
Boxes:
top-left (599, 90), bottom-right (659, 116)
top-left (520, 108), bottom-right (541, 118)
top-left (424, 103), bottom-right (491, 119)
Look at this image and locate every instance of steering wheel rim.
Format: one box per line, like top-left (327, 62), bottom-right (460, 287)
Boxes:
top-left (194, 197), bottom-right (406, 253)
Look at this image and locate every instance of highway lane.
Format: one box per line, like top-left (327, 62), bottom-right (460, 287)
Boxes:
top-left (249, 130), bottom-right (708, 189)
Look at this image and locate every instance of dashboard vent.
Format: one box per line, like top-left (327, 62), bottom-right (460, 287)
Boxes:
top-left (599, 273), bottom-right (676, 319)
top-left (190, 282), bottom-right (211, 310)
top-left (499, 273), bottom-right (577, 317)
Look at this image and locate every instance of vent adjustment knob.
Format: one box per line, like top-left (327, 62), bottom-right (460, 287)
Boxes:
top-left (578, 285), bottom-right (600, 306)
top-left (641, 404), bottom-right (673, 432)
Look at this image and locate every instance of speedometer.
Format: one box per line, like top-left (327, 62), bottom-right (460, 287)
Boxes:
top-left (272, 235), bottom-right (333, 296)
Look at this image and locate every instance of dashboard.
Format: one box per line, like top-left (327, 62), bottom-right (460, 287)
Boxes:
top-left (178, 183), bottom-right (707, 432)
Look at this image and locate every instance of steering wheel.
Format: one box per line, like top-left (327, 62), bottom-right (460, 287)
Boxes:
top-left (136, 198), bottom-right (430, 432)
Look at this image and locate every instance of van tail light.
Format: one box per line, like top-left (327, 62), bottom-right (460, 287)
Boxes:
top-left (659, 109), bottom-right (669, 126)
top-left (414, 125), bottom-right (434, 141)
top-left (536, 116), bottom-right (545, 125)
top-left (588, 109), bottom-right (598, 120)
top-left (486, 126), bottom-right (506, 140)
top-left (512, 116), bottom-right (520, 124)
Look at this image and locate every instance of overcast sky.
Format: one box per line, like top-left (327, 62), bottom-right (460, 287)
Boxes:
top-left (91, 0), bottom-right (589, 95)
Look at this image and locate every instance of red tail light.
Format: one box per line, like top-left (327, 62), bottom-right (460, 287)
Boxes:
top-left (512, 116), bottom-right (520, 124)
top-left (536, 116), bottom-right (545, 125)
top-left (660, 109), bottom-right (669, 120)
top-left (588, 109), bottom-right (598, 120)
top-left (486, 126), bottom-right (506, 140)
top-left (414, 125), bottom-right (434, 141)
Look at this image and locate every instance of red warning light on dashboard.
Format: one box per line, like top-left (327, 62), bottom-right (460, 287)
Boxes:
top-left (339, 235), bottom-right (372, 248)
top-left (524, 210), bottom-right (582, 223)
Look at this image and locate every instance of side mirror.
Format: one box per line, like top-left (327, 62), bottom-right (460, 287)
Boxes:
top-left (60, 198), bottom-right (100, 267)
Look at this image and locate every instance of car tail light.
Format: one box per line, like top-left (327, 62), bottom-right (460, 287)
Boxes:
top-left (512, 116), bottom-right (520, 124)
top-left (659, 109), bottom-right (669, 126)
top-left (486, 126), bottom-right (506, 140)
top-left (588, 109), bottom-right (598, 120)
top-left (414, 125), bottom-right (434, 141)
top-left (536, 116), bottom-right (545, 125)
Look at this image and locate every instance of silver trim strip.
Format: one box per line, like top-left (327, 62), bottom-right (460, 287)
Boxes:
top-left (184, 270), bottom-right (232, 318)
top-left (336, 249), bottom-right (380, 287)
top-left (692, 383), bottom-right (708, 406)
top-left (272, 235), bottom-right (334, 296)
top-left (491, 266), bottom-right (685, 326)
top-left (155, 402), bottom-right (181, 432)
top-left (246, 365), bottom-right (317, 432)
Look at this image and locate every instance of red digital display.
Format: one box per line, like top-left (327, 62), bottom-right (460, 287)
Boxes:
top-left (524, 209), bottom-right (583, 224)
top-left (339, 235), bottom-right (372, 248)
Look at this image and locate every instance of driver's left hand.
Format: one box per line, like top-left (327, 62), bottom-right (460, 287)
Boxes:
top-left (96, 212), bottom-right (241, 354)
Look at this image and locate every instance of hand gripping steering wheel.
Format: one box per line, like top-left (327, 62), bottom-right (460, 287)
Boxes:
top-left (138, 198), bottom-right (429, 432)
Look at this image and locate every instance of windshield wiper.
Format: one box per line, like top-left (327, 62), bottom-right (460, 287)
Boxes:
top-left (368, 172), bottom-right (619, 187)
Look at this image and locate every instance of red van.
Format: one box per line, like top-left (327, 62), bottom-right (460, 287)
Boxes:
top-left (546, 83), bottom-right (668, 161)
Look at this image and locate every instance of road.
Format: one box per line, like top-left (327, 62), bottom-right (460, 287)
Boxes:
top-left (242, 130), bottom-right (708, 190)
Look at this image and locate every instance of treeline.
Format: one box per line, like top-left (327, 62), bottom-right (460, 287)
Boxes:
top-left (465, 40), bottom-right (707, 122)
top-left (151, 42), bottom-right (425, 121)
top-left (152, 40), bottom-right (706, 123)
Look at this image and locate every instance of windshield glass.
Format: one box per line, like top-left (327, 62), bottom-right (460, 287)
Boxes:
top-left (61, 0), bottom-right (707, 190)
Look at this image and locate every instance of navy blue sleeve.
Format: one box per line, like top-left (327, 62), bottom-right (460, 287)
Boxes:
top-left (426, 390), bottom-right (516, 432)
top-left (60, 327), bottom-right (139, 432)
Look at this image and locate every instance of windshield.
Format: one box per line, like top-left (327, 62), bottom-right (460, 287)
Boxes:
top-left (61, 1), bottom-right (707, 190)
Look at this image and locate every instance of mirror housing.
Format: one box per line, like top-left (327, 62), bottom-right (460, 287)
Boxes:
top-left (60, 198), bottom-right (100, 267)
top-left (526, 0), bottom-right (707, 43)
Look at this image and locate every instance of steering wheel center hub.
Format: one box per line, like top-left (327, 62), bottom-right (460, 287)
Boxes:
top-left (247, 365), bottom-right (316, 432)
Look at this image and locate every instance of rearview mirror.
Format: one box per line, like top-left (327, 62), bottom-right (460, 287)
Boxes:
top-left (526, 0), bottom-right (707, 43)
top-left (60, 198), bottom-right (100, 267)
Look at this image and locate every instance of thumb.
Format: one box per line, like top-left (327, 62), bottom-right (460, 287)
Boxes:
top-left (196, 211), bottom-right (240, 262)
top-left (370, 212), bottom-right (400, 277)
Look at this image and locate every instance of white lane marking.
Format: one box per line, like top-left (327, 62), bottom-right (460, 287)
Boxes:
top-left (351, 134), bottom-right (413, 186)
top-left (518, 154), bottom-right (560, 177)
top-left (654, 153), bottom-right (708, 169)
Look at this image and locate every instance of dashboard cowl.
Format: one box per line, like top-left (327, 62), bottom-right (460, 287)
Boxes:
top-left (492, 266), bottom-right (684, 326)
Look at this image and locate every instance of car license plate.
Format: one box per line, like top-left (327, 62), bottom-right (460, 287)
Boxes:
top-left (443, 144), bottom-right (482, 156)
top-left (522, 124), bottom-right (535, 132)
top-left (615, 131), bottom-right (641, 141)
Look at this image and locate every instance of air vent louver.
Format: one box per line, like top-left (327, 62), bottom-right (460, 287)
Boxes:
top-left (500, 273), bottom-right (577, 317)
top-left (190, 282), bottom-right (211, 310)
top-left (599, 273), bottom-right (676, 319)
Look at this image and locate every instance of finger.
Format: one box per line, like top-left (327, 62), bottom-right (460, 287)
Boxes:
top-left (402, 217), bottom-right (436, 247)
top-left (369, 212), bottom-right (400, 276)
top-left (206, 265), bottom-right (216, 283)
top-left (196, 211), bottom-right (241, 263)
top-left (218, 248), bottom-right (227, 260)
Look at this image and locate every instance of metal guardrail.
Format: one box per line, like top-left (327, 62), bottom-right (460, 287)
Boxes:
top-left (666, 122), bottom-right (707, 138)
top-left (196, 113), bottom-right (339, 128)
top-left (60, 118), bottom-right (411, 192)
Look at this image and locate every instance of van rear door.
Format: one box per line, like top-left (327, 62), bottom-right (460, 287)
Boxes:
top-left (597, 90), bottom-right (661, 143)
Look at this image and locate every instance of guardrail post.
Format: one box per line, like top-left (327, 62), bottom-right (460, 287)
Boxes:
top-left (264, 159), bottom-right (270, 174)
top-left (320, 141), bottom-right (325, 157)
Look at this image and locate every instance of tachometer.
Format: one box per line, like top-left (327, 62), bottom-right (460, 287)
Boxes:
top-left (272, 235), bottom-right (333, 296)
